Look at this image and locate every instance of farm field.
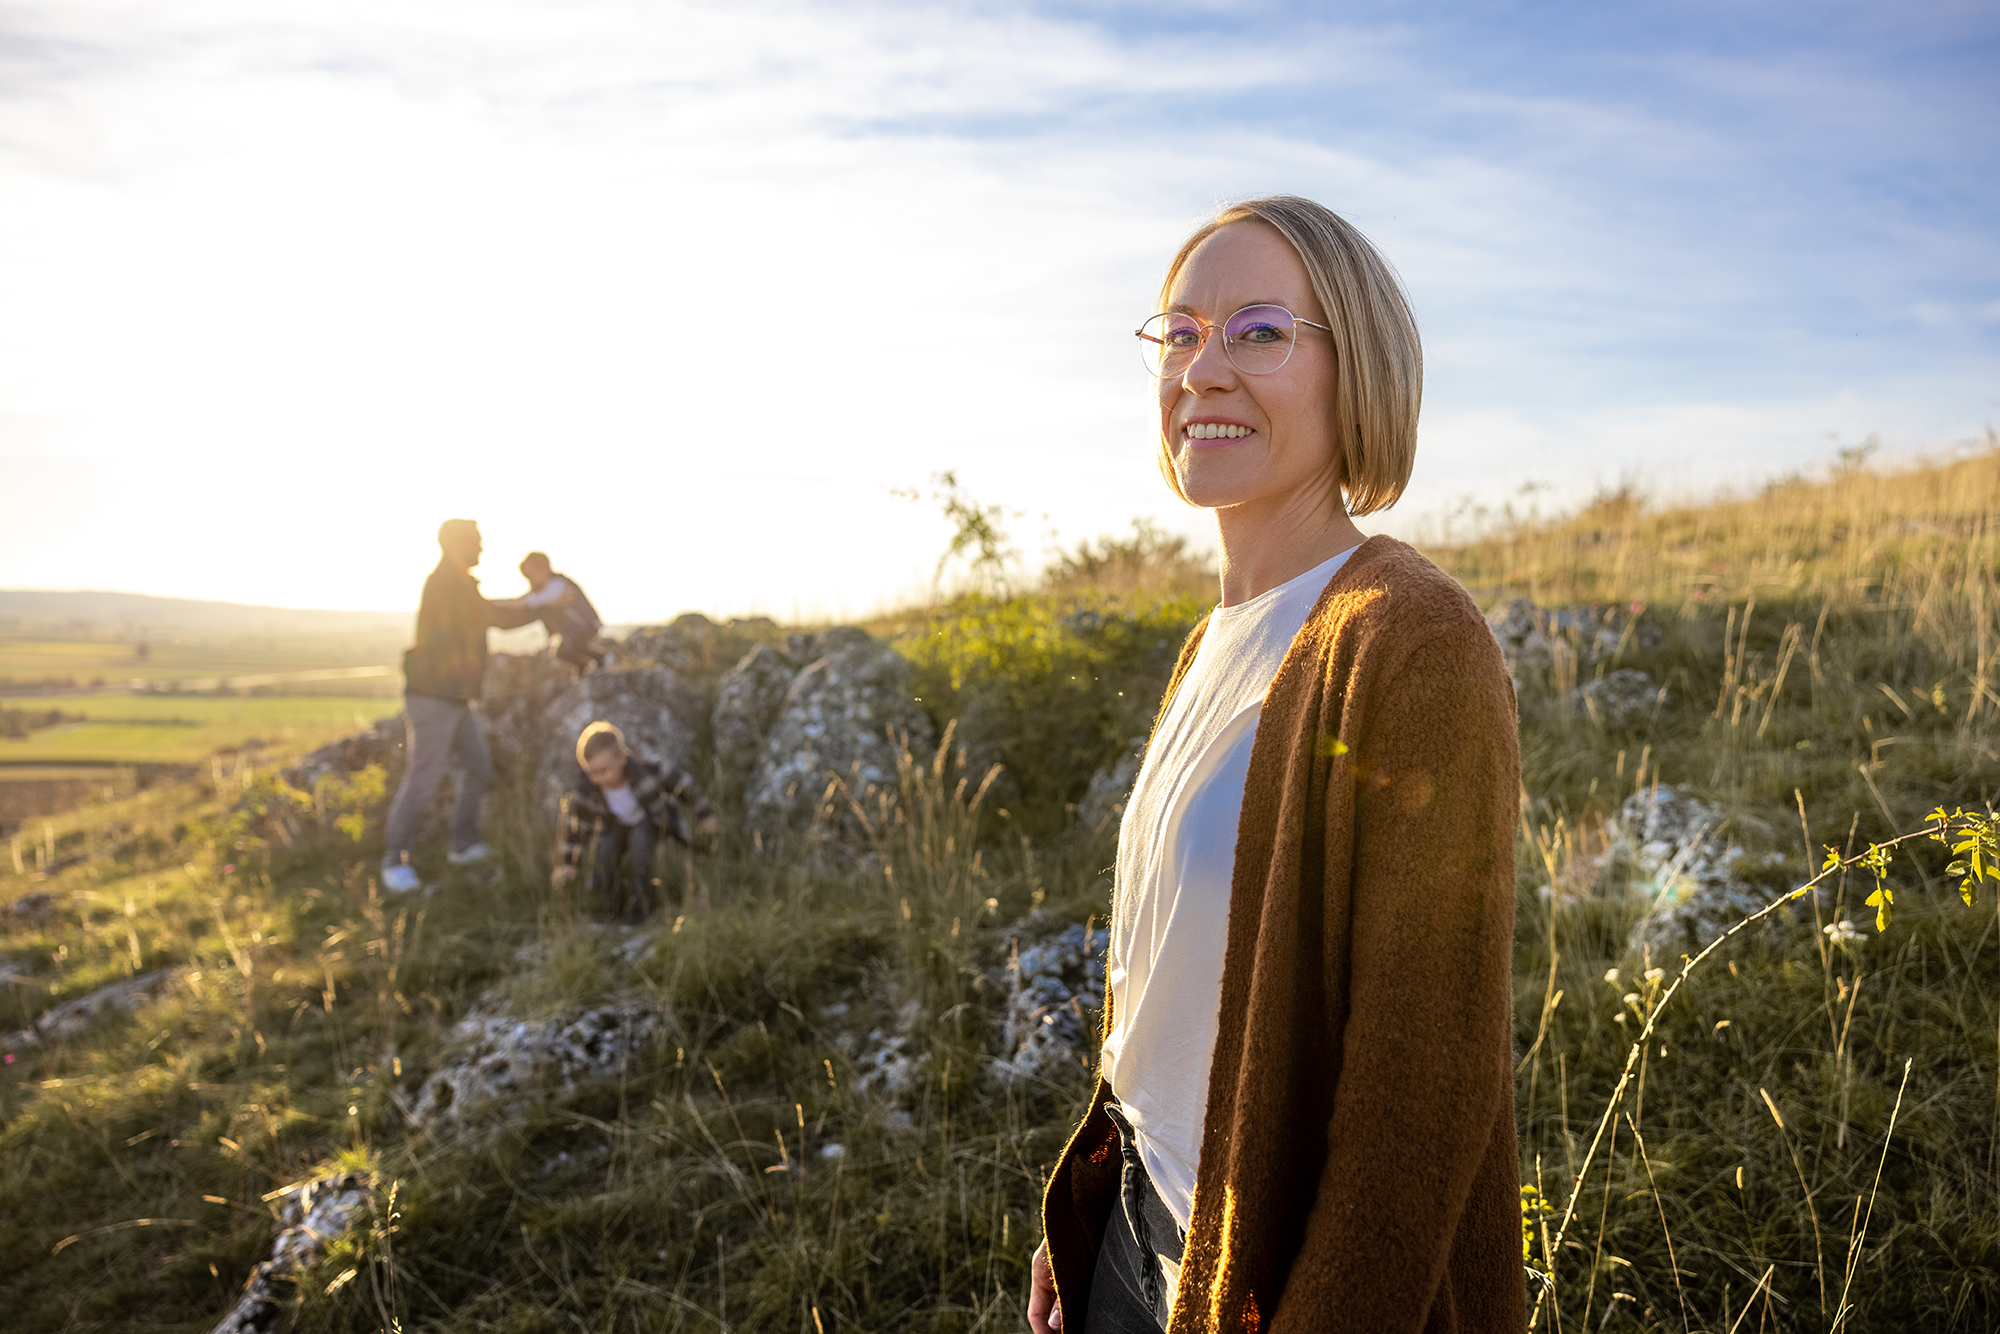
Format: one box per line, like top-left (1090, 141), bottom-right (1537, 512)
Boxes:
top-left (0, 635), bottom-right (402, 696)
top-left (0, 694), bottom-right (400, 766)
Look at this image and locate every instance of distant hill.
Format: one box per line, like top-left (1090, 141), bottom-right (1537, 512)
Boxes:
top-left (0, 590), bottom-right (412, 640)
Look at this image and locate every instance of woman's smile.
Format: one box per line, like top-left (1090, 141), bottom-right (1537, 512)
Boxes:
top-left (1182, 419), bottom-right (1257, 443)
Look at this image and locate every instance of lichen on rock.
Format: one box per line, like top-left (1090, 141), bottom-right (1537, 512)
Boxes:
top-left (211, 1172), bottom-right (374, 1334)
top-left (990, 920), bottom-right (1106, 1087)
top-left (1571, 668), bottom-right (1667, 732)
top-left (1621, 785), bottom-right (1780, 955)
top-left (411, 1004), bottom-right (667, 1131)
top-left (743, 627), bottom-right (935, 846)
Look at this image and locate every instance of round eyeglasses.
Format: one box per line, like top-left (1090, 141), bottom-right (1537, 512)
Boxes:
top-left (1135, 304), bottom-right (1332, 379)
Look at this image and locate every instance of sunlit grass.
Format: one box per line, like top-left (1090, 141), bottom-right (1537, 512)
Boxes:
top-left (1, 448), bottom-right (1996, 1331)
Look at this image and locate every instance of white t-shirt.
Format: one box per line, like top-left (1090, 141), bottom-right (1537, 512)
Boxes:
top-left (522, 576), bottom-right (572, 610)
top-left (603, 783), bottom-right (645, 826)
top-left (1101, 545), bottom-right (1356, 1233)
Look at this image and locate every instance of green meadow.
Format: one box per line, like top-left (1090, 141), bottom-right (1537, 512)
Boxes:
top-left (0, 696), bottom-right (399, 767)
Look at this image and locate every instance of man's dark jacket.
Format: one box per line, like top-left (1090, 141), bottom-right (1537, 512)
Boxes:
top-left (403, 562), bottom-right (490, 700)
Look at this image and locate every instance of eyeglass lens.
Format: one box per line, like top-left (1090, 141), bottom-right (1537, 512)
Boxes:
top-left (1140, 305), bottom-right (1301, 378)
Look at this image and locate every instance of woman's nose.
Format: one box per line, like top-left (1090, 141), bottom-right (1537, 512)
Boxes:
top-left (1180, 326), bottom-right (1235, 391)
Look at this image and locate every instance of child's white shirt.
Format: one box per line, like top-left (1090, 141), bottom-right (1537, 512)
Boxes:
top-left (522, 576), bottom-right (572, 610)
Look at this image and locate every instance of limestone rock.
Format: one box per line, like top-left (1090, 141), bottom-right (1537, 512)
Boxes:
top-left (281, 717), bottom-right (404, 791)
top-left (1078, 737), bottom-right (1147, 834)
top-left (1572, 669), bottom-right (1667, 731)
top-left (1487, 598), bottom-right (1662, 681)
top-left (1621, 785), bottom-right (1768, 956)
top-left (853, 999), bottom-right (930, 1099)
top-left (712, 644), bottom-right (800, 789)
top-left (621, 614), bottom-right (719, 678)
top-left (9, 891), bottom-right (54, 918)
top-left (991, 921), bottom-right (1106, 1087)
top-left (3, 966), bottom-right (183, 1050)
top-left (479, 652), bottom-right (576, 782)
top-left (745, 628), bottom-right (934, 844)
top-left (487, 663), bottom-right (705, 813)
top-left (412, 1004), bottom-right (665, 1131)
top-left (211, 1172), bottom-right (374, 1334)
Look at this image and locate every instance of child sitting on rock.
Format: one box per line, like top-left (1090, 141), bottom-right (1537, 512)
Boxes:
top-left (551, 722), bottom-right (717, 921)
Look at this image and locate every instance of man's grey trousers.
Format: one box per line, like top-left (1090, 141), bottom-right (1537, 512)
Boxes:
top-left (382, 693), bottom-right (493, 868)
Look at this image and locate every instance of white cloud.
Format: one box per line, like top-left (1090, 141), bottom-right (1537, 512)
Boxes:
top-left (0, 0), bottom-right (1992, 617)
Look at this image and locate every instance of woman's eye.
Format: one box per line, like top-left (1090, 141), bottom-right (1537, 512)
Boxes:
top-left (1235, 324), bottom-right (1285, 344)
top-left (1163, 329), bottom-right (1202, 349)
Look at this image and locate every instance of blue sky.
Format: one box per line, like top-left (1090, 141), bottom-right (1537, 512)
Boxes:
top-left (0, 0), bottom-right (1993, 617)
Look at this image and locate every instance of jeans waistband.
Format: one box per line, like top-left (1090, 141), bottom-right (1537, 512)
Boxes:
top-left (1101, 1101), bottom-right (1185, 1317)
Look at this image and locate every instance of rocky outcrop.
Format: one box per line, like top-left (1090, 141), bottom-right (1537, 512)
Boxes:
top-left (3, 966), bottom-right (183, 1050)
top-left (281, 717), bottom-right (404, 791)
top-left (411, 1004), bottom-right (666, 1131)
top-left (9, 891), bottom-right (53, 918)
top-left (485, 661), bottom-right (705, 812)
top-left (1077, 737), bottom-right (1147, 834)
top-left (712, 645), bottom-right (799, 793)
top-left (991, 921), bottom-right (1106, 1087)
top-left (1571, 669), bottom-right (1667, 732)
top-left (742, 629), bottom-right (935, 845)
top-left (1487, 598), bottom-right (1662, 681)
top-left (1621, 785), bottom-right (1779, 955)
top-left (211, 1172), bottom-right (374, 1334)
top-left (851, 999), bottom-right (930, 1100)
top-left (621, 613), bottom-right (721, 679)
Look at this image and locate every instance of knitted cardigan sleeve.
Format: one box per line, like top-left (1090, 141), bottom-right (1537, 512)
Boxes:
top-left (1264, 618), bottom-right (1523, 1333)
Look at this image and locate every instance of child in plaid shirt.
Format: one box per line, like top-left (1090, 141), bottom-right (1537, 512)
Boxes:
top-left (551, 722), bottom-right (716, 920)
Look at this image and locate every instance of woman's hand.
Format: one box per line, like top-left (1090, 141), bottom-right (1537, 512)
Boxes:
top-left (1028, 1238), bottom-right (1061, 1332)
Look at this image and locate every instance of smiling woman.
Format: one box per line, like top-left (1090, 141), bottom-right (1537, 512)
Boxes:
top-left (1031, 197), bottom-right (1525, 1334)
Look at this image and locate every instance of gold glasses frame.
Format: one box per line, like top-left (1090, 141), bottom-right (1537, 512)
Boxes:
top-left (1135, 304), bottom-right (1334, 379)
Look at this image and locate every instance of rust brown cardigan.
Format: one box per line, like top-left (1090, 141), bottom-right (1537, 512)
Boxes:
top-left (1041, 536), bottom-right (1526, 1334)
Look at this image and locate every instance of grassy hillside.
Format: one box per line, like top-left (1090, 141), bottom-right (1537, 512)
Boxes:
top-left (1, 450), bottom-right (1996, 1332)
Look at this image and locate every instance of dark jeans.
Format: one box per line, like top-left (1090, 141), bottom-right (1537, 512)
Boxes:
top-left (1084, 1103), bottom-right (1186, 1334)
top-left (382, 694), bottom-right (492, 867)
top-left (591, 819), bottom-right (658, 922)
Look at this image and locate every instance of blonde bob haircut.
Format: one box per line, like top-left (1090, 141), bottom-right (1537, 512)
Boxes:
top-left (1155, 195), bottom-right (1421, 516)
top-left (576, 720), bottom-right (627, 765)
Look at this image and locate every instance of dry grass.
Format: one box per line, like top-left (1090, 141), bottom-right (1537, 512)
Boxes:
top-left (0, 448), bottom-right (1995, 1331)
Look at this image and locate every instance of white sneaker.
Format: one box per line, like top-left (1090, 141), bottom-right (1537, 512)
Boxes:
top-left (447, 842), bottom-right (495, 866)
top-left (381, 864), bottom-right (423, 895)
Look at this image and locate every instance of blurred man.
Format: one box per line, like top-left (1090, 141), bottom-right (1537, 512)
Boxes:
top-left (515, 551), bottom-right (608, 675)
top-left (381, 519), bottom-right (538, 895)
top-left (552, 721), bottom-right (717, 921)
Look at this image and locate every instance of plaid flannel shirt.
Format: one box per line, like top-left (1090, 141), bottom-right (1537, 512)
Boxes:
top-left (554, 754), bottom-right (713, 871)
